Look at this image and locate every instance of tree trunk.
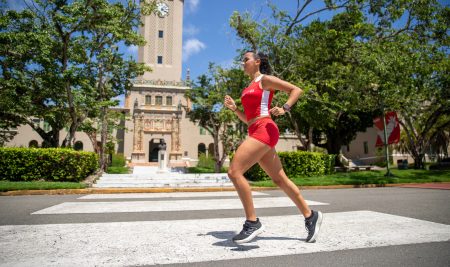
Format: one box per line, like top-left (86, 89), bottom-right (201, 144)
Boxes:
top-left (30, 122), bottom-right (60, 147)
top-left (307, 127), bottom-right (313, 151)
top-left (213, 127), bottom-right (222, 173)
top-left (412, 153), bottom-right (425, 169)
top-left (99, 106), bottom-right (109, 171)
top-left (287, 112), bottom-right (310, 150)
top-left (326, 132), bottom-right (343, 155)
top-left (325, 130), bottom-right (343, 166)
top-left (62, 121), bottom-right (79, 148)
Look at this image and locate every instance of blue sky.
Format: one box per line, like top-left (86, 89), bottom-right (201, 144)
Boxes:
top-left (6, 0), bottom-right (448, 106)
top-left (179, 0), bottom-right (332, 81)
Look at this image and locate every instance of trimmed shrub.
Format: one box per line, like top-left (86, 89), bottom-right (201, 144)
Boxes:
top-left (0, 147), bottom-right (98, 182)
top-left (107, 154), bottom-right (129, 174)
top-left (244, 151), bottom-right (336, 181)
top-left (197, 153), bottom-right (216, 169)
top-left (110, 153), bottom-right (127, 167)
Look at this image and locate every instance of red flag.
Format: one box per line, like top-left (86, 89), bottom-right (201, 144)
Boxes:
top-left (374, 111), bottom-right (400, 147)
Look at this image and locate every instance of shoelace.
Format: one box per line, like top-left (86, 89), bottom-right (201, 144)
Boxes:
top-left (305, 219), bottom-right (313, 233)
top-left (241, 222), bottom-right (256, 234)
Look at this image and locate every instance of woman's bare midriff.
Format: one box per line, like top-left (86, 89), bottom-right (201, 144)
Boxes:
top-left (247, 115), bottom-right (271, 126)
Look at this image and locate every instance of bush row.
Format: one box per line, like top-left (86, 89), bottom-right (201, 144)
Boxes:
top-left (0, 147), bottom-right (98, 182)
top-left (244, 151), bottom-right (336, 181)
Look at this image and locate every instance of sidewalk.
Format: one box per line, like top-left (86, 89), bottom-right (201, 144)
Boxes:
top-left (1, 182), bottom-right (449, 196)
top-left (398, 183), bottom-right (450, 190)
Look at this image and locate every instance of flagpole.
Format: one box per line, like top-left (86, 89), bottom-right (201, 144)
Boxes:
top-left (381, 104), bottom-right (393, 177)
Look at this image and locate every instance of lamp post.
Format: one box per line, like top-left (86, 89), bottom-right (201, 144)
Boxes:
top-left (381, 102), bottom-right (393, 177)
top-left (372, 83), bottom-right (393, 177)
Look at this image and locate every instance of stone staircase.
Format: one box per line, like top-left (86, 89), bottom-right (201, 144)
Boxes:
top-left (93, 166), bottom-right (233, 188)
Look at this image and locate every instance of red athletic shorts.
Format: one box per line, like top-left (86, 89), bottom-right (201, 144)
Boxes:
top-left (248, 117), bottom-right (279, 148)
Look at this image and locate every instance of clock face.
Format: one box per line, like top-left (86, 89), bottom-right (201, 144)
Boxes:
top-left (157, 2), bottom-right (169, 17)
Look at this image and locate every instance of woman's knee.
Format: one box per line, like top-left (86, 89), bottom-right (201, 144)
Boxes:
top-left (271, 174), bottom-right (289, 187)
top-left (272, 177), bottom-right (285, 186)
top-left (227, 168), bottom-right (242, 180)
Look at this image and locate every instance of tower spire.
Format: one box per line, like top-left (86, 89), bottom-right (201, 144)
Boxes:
top-left (186, 68), bottom-right (191, 84)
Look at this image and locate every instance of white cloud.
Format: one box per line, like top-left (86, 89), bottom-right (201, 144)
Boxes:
top-left (184, 24), bottom-right (199, 37)
top-left (186, 0), bottom-right (200, 13)
top-left (183, 38), bottom-right (206, 62)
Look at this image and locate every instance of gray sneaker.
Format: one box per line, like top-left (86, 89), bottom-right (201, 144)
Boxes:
top-left (232, 218), bottom-right (265, 244)
top-left (305, 210), bottom-right (323, 243)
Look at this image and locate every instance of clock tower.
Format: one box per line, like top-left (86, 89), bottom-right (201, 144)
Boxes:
top-left (138, 0), bottom-right (183, 82)
top-left (125, 0), bottom-right (188, 165)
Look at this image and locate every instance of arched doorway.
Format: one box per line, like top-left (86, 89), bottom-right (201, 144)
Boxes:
top-left (198, 143), bottom-right (206, 157)
top-left (74, 141), bottom-right (83, 151)
top-left (29, 140), bottom-right (39, 148)
top-left (149, 139), bottom-right (162, 162)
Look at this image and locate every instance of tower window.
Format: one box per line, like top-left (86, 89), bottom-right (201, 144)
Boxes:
top-left (145, 95), bottom-right (151, 105)
top-left (157, 56), bottom-right (163, 64)
top-left (363, 141), bottom-right (369, 154)
top-left (158, 30), bottom-right (164, 38)
top-left (166, 96), bottom-right (172, 106)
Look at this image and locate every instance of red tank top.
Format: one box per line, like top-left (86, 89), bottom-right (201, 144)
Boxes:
top-left (241, 75), bottom-right (274, 121)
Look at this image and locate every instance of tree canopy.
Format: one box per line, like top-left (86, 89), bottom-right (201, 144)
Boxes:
top-left (0, 0), bottom-right (157, 169)
top-left (227, 0), bottom-right (449, 168)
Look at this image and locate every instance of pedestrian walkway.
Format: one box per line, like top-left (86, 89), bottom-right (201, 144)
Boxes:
top-left (1, 191), bottom-right (449, 266)
top-left (399, 183), bottom-right (450, 190)
top-left (93, 172), bottom-right (233, 188)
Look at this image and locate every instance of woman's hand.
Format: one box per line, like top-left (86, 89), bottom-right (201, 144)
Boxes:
top-left (224, 95), bottom-right (237, 111)
top-left (269, 106), bottom-right (286, 116)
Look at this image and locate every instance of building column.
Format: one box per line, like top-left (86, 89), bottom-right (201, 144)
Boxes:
top-left (170, 113), bottom-right (182, 161)
top-left (131, 113), bottom-right (146, 163)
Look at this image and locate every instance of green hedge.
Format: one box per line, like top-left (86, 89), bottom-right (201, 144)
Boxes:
top-left (244, 151), bottom-right (336, 181)
top-left (0, 147), bottom-right (98, 182)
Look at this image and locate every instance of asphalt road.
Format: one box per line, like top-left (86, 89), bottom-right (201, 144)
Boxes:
top-left (0, 187), bottom-right (449, 266)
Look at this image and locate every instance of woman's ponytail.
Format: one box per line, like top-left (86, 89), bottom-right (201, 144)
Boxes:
top-left (256, 52), bottom-right (272, 75)
top-left (245, 50), bottom-right (272, 75)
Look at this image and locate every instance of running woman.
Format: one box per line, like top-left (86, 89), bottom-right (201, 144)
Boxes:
top-left (224, 51), bottom-right (323, 244)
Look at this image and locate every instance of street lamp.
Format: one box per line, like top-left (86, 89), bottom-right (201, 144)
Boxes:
top-left (371, 83), bottom-right (393, 177)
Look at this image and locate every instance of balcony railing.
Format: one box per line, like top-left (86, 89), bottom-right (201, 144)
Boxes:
top-left (131, 79), bottom-right (191, 87)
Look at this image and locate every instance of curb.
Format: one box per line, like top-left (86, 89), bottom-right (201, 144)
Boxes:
top-left (1, 182), bottom-right (449, 196)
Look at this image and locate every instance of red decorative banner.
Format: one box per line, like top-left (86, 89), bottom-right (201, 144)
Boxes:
top-left (374, 111), bottom-right (400, 147)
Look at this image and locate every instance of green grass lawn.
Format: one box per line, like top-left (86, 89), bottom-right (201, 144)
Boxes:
top-left (251, 169), bottom-right (450, 187)
top-left (0, 181), bottom-right (86, 192)
top-left (1, 169), bottom-right (448, 192)
top-left (106, 166), bottom-right (129, 174)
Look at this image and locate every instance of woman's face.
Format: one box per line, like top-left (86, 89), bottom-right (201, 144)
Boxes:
top-left (241, 52), bottom-right (259, 75)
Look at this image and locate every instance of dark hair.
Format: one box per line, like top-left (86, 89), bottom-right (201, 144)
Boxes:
top-left (245, 50), bottom-right (272, 75)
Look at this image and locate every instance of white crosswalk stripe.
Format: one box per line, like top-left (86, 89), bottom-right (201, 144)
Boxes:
top-left (78, 191), bottom-right (269, 199)
top-left (1, 192), bottom-right (449, 266)
top-left (31, 197), bottom-right (329, 215)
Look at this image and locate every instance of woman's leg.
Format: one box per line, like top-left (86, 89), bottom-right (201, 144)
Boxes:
top-left (227, 137), bottom-right (271, 221)
top-left (258, 148), bottom-right (312, 218)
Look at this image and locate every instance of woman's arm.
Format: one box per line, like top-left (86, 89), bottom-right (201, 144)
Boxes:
top-left (260, 75), bottom-right (303, 116)
top-left (224, 95), bottom-right (248, 124)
